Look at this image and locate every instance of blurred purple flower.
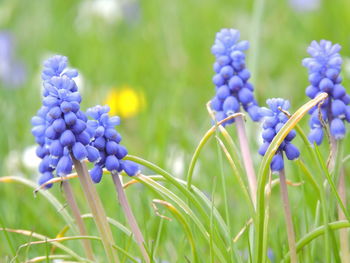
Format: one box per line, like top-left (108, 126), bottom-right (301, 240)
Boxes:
top-left (0, 32), bottom-right (26, 88)
top-left (289, 0), bottom-right (320, 12)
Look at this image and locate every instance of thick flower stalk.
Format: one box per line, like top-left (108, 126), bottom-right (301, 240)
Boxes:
top-left (86, 105), bottom-right (139, 183)
top-left (210, 28), bottom-right (260, 124)
top-left (31, 55), bottom-right (100, 186)
top-left (303, 40), bottom-right (350, 145)
top-left (259, 98), bottom-right (300, 171)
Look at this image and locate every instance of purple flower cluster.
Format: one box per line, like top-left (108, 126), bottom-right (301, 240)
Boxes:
top-left (303, 40), bottom-right (350, 145)
top-left (86, 105), bottom-right (139, 183)
top-left (32, 55), bottom-right (99, 187)
top-left (258, 98), bottom-right (300, 172)
top-left (210, 29), bottom-right (260, 125)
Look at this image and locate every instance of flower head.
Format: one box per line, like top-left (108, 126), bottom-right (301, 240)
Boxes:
top-left (258, 98), bottom-right (300, 172)
top-left (210, 29), bottom-right (260, 125)
top-left (303, 40), bottom-right (350, 144)
top-left (86, 105), bottom-right (139, 183)
top-left (32, 55), bottom-right (99, 187)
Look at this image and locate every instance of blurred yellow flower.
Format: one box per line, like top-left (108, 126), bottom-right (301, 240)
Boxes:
top-left (105, 85), bottom-right (145, 118)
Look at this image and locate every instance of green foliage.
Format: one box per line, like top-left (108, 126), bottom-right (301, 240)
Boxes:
top-left (1, 0), bottom-right (350, 262)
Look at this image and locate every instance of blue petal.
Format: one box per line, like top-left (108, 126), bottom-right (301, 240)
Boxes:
top-left (60, 130), bottom-right (76, 146)
top-left (223, 96), bottom-right (239, 115)
top-left (258, 142), bottom-right (269, 156)
top-left (56, 155), bottom-right (73, 176)
top-left (76, 131), bottom-right (91, 145)
top-left (49, 140), bottom-right (64, 157)
top-left (105, 155), bottom-right (120, 171)
top-left (106, 141), bottom-right (118, 155)
top-left (284, 143), bottom-right (300, 160)
top-left (38, 172), bottom-right (54, 188)
top-left (90, 165), bottom-right (103, 183)
top-left (116, 145), bottom-right (128, 159)
top-left (330, 118), bottom-right (346, 140)
top-left (228, 76), bottom-right (243, 91)
top-left (64, 112), bottom-right (77, 126)
top-left (86, 145), bottom-right (100, 163)
top-left (93, 136), bottom-right (106, 150)
top-left (271, 153), bottom-right (284, 172)
top-left (72, 142), bottom-right (88, 161)
top-left (121, 160), bottom-right (139, 176)
top-left (308, 128), bottom-right (323, 145)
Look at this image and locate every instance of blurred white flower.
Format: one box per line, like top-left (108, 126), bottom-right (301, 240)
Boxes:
top-left (75, 0), bottom-right (122, 31)
top-left (22, 145), bottom-right (41, 170)
top-left (166, 146), bottom-right (185, 178)
top-left (289, 0), bottom-right (320, 12)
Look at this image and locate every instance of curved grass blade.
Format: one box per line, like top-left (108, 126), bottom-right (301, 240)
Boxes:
top-left (187, 113), bottom-right (244, 189)
top-left (82, 214), bottom-right (132, 237)
top-left (0, 176), bottom-right (77, 234)
top-left (25, 255), bottom-right (71, 262)
top-left (255, 92), bottom-right (328, 263)
top-left (124, 155), bottom-right (232, 245)
top-left (313, 144), bottom-right (350, 221)
top-left (282, 220), bottom-right (350, 262)
top-left (153, 199), bottom-right (198, 262)
top-left (136, 174), bottom-right (228, 262)
top-left (0, 228), bottom-right (85, 261)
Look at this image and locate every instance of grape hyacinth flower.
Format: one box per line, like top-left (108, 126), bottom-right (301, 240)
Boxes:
top-left (31, 55), bottom-right (100, 187)
top-left (258, 98), bottom-right (300, 171)
top-left (86, 105), bottom-right (139, 183)
top-left (210, 28), bottom-right (260, 125)
top-left (303, 40), bottom-right (350, 145)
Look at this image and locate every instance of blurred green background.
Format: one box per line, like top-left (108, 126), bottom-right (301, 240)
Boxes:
top-left (1, 0), bottom-right (350, 261)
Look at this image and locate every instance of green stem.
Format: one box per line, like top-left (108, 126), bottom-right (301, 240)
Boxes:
top-left (111, 172), bottom-right (150, 263)
top-left (283, 220), bottom-right (350, 262)
top-left (279, 169), bottom-right (298, 263)
top-left (61, 181), bottom-right (95, 261)
top-left (72, 158), bottom-right (119, 263)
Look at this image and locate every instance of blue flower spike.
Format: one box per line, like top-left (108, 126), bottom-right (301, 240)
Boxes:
top-left (259, 98), bottom-right (300, 172)
top-left (86, 105), bottom-right (139, 183)
top-left (32, 55), bottom-right (99, 188)
top-left (210, 29), bottom-right (261, 126)
top-left (303, 40), bottom-right (350, 145)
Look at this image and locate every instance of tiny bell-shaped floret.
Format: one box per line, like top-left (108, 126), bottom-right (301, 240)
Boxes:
top-left (259, 98), bottom-right (300, 172)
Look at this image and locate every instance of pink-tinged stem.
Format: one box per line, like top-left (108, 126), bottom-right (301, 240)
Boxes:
top-left (279, 169), bottom-right (297, 263)
top-left (235, 114), bottom-right (257, 207)
top-left (72, 157), bottom-right (120, 263)
top-left (61, 180), bottom-right (95, 261)
top-left (112, 172), bottom-right (150, 263)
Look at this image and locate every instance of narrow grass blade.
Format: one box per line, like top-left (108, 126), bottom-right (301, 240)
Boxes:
top-left (187, 112), bottom-right (243, 189)
top-left (0, 176), bottom-right (76, 234)
top-left (125, 155), bottom-right (232, 245)
top-left (136, 174), bottom-right (228, 262)
top-left (0, 228), bottom-right (85, 261)
top-left (153, 199), bottom-right (198, 262)
top-left (282, 220), bottom-right (350, 262)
